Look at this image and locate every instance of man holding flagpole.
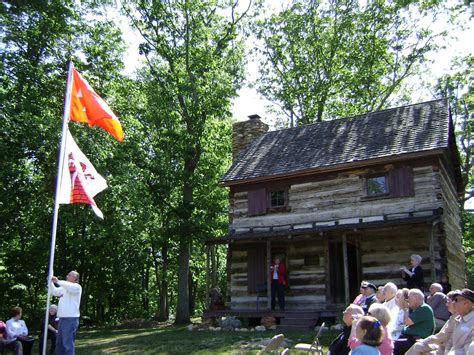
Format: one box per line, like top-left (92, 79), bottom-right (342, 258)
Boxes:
top-left (51, 271), bottom-right (82, 355)
top-left (42, 61), bottom-right (123, 354)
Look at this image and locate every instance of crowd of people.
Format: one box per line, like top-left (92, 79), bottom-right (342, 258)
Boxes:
top-left (0, 270), bottom-right (82, 355)
top-left (329, 255), bottom-right (474, 355)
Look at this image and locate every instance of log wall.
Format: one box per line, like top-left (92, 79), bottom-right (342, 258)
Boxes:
top-left (230, 165), bottom-right (443, 231)
top-left (358, 224), bottom-right (441, 288)
top-left (229, 239), bottom-right (327, 310)
top-left (226, 161), bottom-right (465, 310)
top-left (437, 162), bottom-right (466, 288)
top-left (228, 224), bottom-right (444, 311)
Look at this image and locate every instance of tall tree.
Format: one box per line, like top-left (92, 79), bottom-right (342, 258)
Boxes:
top-left (253, 0), bottom-right (445, 125)
top-left (0, 0), bottom-right (130, 321)
top-left (123, 0), bottom-right (250, 322)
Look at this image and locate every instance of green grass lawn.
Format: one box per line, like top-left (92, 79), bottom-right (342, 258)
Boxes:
top-left (57, 325), bottom-right (337, 354)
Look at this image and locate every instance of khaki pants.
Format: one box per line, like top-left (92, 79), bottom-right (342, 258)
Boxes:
top-left (405, 341), bottom-right (445, 355)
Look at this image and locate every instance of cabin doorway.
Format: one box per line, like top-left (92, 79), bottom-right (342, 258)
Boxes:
top-left (328, 239), bottom-right (360, 303)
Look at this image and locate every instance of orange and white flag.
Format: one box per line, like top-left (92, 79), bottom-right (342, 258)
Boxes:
top-left (58, 130), bottom-right (108, 218)
top-left (70, 68), bottom-right (124, 142)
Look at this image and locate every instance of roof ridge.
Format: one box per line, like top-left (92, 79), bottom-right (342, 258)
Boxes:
top-left (263, 99), bottom-right (446, 134)
top-left (222, 99), bottom-right (450, 183)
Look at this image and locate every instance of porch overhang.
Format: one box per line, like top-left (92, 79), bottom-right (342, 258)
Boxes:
top-left (205, 208), bottom-right (442, 245)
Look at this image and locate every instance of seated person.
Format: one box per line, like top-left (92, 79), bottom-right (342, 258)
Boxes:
top-left (405, 290), bottom-right (457, 355)
top-left (393, 289), bottom-right (435, 355)
top-left (6, 306), bottom-right (34, 355)
top-left (0, 320), bottom-right (22, 355)
top-left (39, 304), bottom-right (59, 355)
top-left (328, 304), bottom-right (364, 355)
top-left (360, 281), bottom-right (378, 314)
top-left (353, 282), bottom-right (368, 306)
top-left (349, 316), bottom-right (384, 355)
top-left (444, 288), bottom-right (474, 354)
top-left (382, 283), bottom-right (399, 336)
top-left (376, 286), bottom-right (385, 303)
top-left (349, 303), bottom-right (393, 355)
top-left (426, 283), bottom-right (450, 328)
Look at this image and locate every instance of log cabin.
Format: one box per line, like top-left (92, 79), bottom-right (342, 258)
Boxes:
top-left (204, 99), bottom-right (466, 328)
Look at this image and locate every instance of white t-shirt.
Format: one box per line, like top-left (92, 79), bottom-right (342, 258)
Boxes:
top-left (51, 280), bottom-right (82, 318)
top-left (5, 318), bottom-right (28, 341)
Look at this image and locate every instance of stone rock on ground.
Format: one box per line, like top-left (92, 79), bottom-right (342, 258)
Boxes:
top-left (255, 325), bottom-right (266, 331)
top-left (261, 316), bottom-right (277, 328)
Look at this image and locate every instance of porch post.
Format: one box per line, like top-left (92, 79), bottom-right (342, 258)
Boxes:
top-left (266, 239), bottom-right (272, 310)
top-left (342, 233), bottom-right (350, 305)
top-left (205, 244), bottom-right (210, 308)
top-left (429, 222), bottom-right (437, 283)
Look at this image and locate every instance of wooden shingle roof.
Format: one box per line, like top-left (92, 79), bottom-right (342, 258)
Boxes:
top-left (222, 99), bottom-right (451, 184)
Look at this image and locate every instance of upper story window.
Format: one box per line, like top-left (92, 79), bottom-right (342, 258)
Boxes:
top-left (247, 187), bottom-right (289, 216)
top-left (270, 190), bottom-right (286, 208)
top-left (363, 166), bottom-right (415, 199)
top-left (367, 175), bottom-right (389, 196)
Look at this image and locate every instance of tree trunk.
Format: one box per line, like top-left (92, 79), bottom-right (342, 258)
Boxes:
top-left (176, 238), bottom-right (190, 323)
top-left (175, 157), bottom-right (196, 324)
top-left (143, 263), bottom-right (150, 313)
top-left (156, 242), bottom-right (169, 321)
top-left (188, 268), bottom-right (195, 316)
top-left (211, 245), bottom-right (217, 288)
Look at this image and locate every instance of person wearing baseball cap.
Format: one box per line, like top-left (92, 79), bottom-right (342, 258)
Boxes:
top-left (360, 281), bottom-right (378, 315)
top-left (444, 288), bottom-right (474, 354)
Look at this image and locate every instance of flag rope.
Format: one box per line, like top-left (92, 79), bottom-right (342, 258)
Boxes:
top-left (42, 60), bottom-right (74, 355)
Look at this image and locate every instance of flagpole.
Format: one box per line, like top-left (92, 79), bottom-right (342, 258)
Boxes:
top-left (42, 60), bottom-right (74, 355)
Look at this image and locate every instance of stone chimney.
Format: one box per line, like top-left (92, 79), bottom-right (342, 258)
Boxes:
top-left (232, 114), bottom-right (269, 161)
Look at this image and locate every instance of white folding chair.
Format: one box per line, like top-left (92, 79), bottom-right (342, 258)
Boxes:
top-left (294, 322), bottom-right (325, 354)
top-left (263, 333), bottom-right (285, 354)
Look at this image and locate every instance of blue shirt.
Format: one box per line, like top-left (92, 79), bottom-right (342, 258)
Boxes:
top-left (350, 344), bottom-right (381, 355)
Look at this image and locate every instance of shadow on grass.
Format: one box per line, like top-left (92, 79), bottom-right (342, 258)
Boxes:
top-left (73, 325), bottom-right (337, 354)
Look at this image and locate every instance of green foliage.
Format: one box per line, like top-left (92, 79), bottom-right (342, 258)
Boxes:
top-left (253, 0), bottom-right (446, 125)
top-left (0, 0), bottom-right (151, 324)
top-left (123, 0), bottom-right (251, 322)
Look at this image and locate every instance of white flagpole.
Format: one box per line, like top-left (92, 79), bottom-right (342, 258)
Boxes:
top-left (42, 60), bottom-right (74, 355)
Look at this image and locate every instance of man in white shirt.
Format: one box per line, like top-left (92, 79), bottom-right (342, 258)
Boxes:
top-left (383, 282), bottom-right (400, 336)
top-left (51, 271), bottom-right (82, 355)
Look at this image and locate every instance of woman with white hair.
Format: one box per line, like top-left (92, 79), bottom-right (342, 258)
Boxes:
top-left (348, 303), bottom-right (394, 355)
top-left (39, 304), bottom-right (59, 355)
top-left (400, 254), bottom-right (424, 291)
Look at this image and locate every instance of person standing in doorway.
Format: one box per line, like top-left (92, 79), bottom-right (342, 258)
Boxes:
top-left (51, 271), bottom-right (82, 355)
top-left (270, 257), bottom-right (286, 310)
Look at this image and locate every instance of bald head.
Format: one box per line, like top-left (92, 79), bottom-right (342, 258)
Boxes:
top-left (408, 289), bottom-right (425, 309)
top-left (342, 304), bottom-right (364, 326)
top-left (384, 282), bottom-right (398, 300)
top-left (429, 283), bottom-right (443, 295)
top-left (66, 270), bottom-right (80, 283)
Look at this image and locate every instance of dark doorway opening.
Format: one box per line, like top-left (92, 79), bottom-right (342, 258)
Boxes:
top-left (328, 239), bottom-right (360, 303)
